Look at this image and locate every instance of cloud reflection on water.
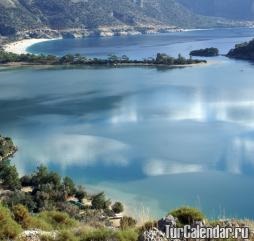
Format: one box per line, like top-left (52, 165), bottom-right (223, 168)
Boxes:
top-left (14, 134), bottom-right (130, 172)
top-left (143, 159), bottom-right (204, 176)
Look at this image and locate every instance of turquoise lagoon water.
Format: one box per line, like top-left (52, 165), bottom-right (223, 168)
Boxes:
top-left (1, 28), bottom-right (254, 219)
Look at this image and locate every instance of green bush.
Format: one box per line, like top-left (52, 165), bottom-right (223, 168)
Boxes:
top-left (28, 216), bottom-right (52, 230)
top-left (56, 231), bottom-right (79, 241)
top-left (63, 176), bottom-right (76, 196)
top-left (120, 216), bottom-right (137, 230)
top-left (0, 205), bottom-right (22, 240)
top-left (39, 235), bottom-right (55, 241)
top-left (4, 191), bottom-right (36, 212)
top-left (12, 204), bottom-right (30, 226)
top-left (20, 175), bottom-right (33, 187)
top-left (78, 228), bottom-right (139, 241)
top-left (75, 185), bottom-right (87, 202)
top-left (116, 229), bottom-right (139, 241)
top-left (0, 159), bottom-right (21, 190)
top-left (38, 211), bottom-right (77, 230)
top-left (170, 207), bottom-right (204, 225)
top-left (139, 221), bottom-right (158, 232)
top-left (56, 202), bottom-right (80, 218)
top-left (92, 192), bottom-right (110, 210)
top-left (112, 202), bottom-right (124, 214)
top-left (79, 228), bottom-right (115, 241)
top-left (12, 204), bottom-right (52, 230)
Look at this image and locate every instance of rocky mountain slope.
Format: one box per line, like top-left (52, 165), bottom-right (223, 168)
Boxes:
top-left (0, 0), bottom-right (248, 37)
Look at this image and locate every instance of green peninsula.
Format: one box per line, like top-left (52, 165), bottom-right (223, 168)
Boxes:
top-left (0, 51), bottom-right (206, 67)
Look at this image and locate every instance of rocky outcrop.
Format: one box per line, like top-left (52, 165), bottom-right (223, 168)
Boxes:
top-left (18, 230), bottom-right (57, 241)
top-left (158, 215), bottom-right (177, 232)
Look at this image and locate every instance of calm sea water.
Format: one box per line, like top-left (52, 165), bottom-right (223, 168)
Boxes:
top-left (1, 28), bottom-right (254, 219)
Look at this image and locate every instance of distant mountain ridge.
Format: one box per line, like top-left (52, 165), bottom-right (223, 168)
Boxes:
top-left (177, 0), bottom-right (254, 21)
top-left (0, 0), bottom-right (252, 38)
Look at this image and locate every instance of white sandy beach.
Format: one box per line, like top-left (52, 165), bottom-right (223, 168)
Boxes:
top-left (3, 38), bottom-right (57, 54)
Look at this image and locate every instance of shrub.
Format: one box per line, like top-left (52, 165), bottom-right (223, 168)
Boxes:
top-left (120, 216), bottom-right (137, 230)
top-left (78, 228), bottom-right (138, 241)
top-left (56, 231), bottom-right (79, 241)
top-left (0, 159), bottom-right (21, 190)
top-left (116, 229), bottom-right (139, 241)
top-left (20, 175), bottom-right (33, 187)
top-left (92, 192), bottom-right (110, 210)
top-left (4, 191), bottom-right (36, 211)
top-left (27, 216), bottom-right (52, 230)
top-left (12, 204), bottom-right (51, 230)
top-left (170, 207), bottom-right (205, 225)
top-left (38, 211), bottom-right (77, 230)
top-left (75, 185), bottom-right (87, 202)
top-left (139, 221), bottom-right (158, 232)
top-left (12, 204), bottom-right (30, 226)
top-left (79, 228), bottom-right (114, 241)
top-left (63, 176), bottom-right (76, 196)
top-left (56, 202), bottom-right (80, 218)
top-left (39, 235), bottom-right (55, 241)
top-left (31, 165), bottom-right (61, 187)
top-left (0, 205), bottom-right (22, 240)
top-left (112, 202), bottom-right (124, 214)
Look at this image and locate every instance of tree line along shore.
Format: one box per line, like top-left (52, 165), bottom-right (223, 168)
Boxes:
top-left (0, 50), bottom-right (207, 67)
top-left (2, 39), bottom-right (253, 69)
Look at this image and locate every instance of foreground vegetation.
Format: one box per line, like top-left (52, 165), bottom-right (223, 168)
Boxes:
top-left (0, 201), bottom-right (253, 241)
top-left (0, 203), bottom-right (139, 241)
top-left (1, 136), bottom-right (254, 241)
top-left (0, 51), bottom-right (206, 67)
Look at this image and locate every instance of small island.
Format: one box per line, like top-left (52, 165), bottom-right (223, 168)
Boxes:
top-left (0, 51), bottom-right (206, 67)
top-left (190, 47), bottom-right (219, 57)
top-left (227, 38), bottom-right (254, 60)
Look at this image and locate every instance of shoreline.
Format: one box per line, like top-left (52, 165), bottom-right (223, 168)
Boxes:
top-left (3, 38), bottom-right (60, 55)
top-left (0, 61), bottom-right (208, 69)
top-left (2, 26), bottom-right (254, 56)
top-left (1, 27), bottom-right (215, 55)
